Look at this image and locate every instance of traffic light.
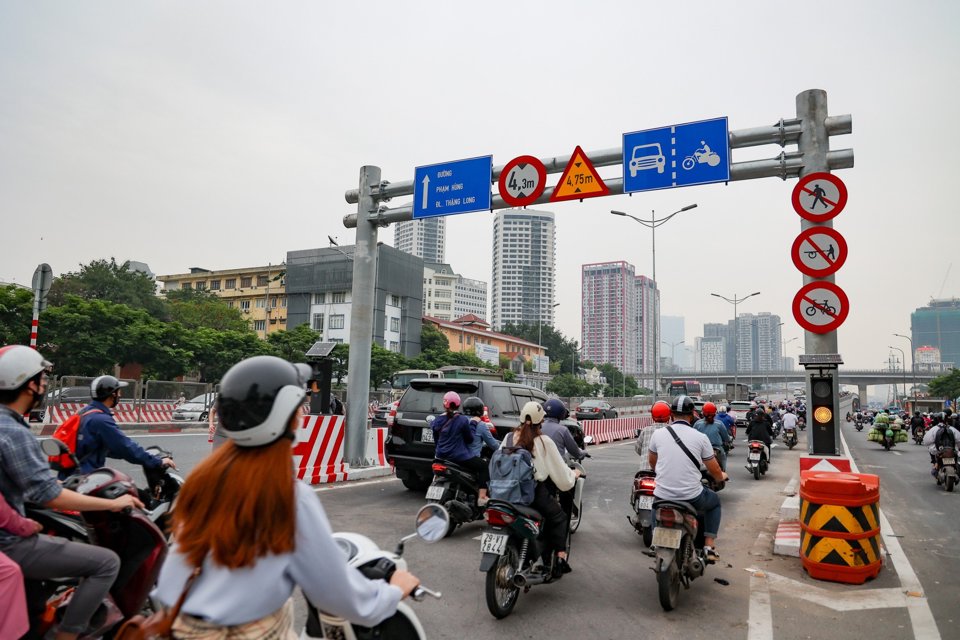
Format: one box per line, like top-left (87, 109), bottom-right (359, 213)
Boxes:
top-left (808, 372), bottom-right (838, 454)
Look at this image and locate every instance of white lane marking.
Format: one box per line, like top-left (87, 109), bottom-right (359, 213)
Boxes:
top-left (892, 450), bottom-right (902, 456)
top-left (764, 572), bottom-right (907, 610)
top-left (748, 571), bottom-right (773, 640)
top-left (840, 428), bottom-right (941, 639)
top-left (313, 477), bottom-right (400, 492)
top-left (131, 433), bottom-right (208, 438)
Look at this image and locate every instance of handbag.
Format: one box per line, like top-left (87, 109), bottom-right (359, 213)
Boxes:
top-left (115, 566), bottom-right (202, 640)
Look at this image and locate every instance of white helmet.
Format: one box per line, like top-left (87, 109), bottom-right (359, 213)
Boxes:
top-left (0, 345), bottom-right (52, 391)
top-left (521, 401), bottom-right (545, 425)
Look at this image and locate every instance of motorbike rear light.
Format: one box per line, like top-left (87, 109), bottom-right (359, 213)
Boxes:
top-left (683, 513), bottom-right (699, 530)
top-left (639, 478), bottom-right (657, 492)
top-left (484, 510), bottom-right (516, 526)
top-left (656, 508), bottom-right (682, 527)
top-left (431, 463), bottom-right (447, 473)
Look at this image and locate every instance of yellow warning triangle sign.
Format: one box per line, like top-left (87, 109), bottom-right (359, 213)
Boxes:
top-left (550, 145), bottom-right (609, 202)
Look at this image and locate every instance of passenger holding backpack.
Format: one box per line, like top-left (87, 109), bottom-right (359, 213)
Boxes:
top-left (497, 401), bottom-right (580, 576)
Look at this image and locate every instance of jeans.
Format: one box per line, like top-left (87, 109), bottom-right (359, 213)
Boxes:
top-left (0, 534), bottom-right (119, 635)
top-left (687, 487), bottom-right (722, 540)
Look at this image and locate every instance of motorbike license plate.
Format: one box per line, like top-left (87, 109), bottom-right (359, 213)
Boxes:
top-left (420, 428), bottom-right (434, 443)
top-left (637, 495), bottom-right (654, 511)
top-left (943, 458), bottom-right (955, 465)
top-left (749, 452), bottom-right (761, 461)
top-left (651, 527), bottom-right (683, 549)
top-left (425, 485), bottom-right (444, 500)
top-left (480, 532), bottom-right (508, 556)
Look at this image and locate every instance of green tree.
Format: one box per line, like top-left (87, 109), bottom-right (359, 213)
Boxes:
top-left (928, 368), bottom-right (960, 401)
top-left (331, 344), bottom-right (350, 385)
top-left (49, 259), bottom-right (165, 318)
top-left (165, 288), bottom-right (250, 332)
top-left (370, 343), bottom-right (407, 388)
top-left (499, 322), bottom-right (581, 375)
top-left (0, 285), bottom-right (34, 346)
top-left (267, 324), bottom-right (322, 363)
top-left (546, 373), bottom-right (595, 397)
top-left (183, 327), bottom-right (272, 383)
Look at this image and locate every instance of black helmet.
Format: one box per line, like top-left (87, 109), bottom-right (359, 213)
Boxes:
top-left (91, 375), bottom-right (128, 401)
top-left (670, 395), bottom-right (695, 415)
top-left (217, 356), bottom-right (311, 448)
top-left (462, 396), bottom-right (485, 417)
top-left (543, 398), bottom-right (568, 420)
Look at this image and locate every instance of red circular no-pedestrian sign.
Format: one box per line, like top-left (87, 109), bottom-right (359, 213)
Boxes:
top-left (498, 155), bottom-right (547, 207)
top-left (791, 226), bottom-right (848, 278)
top-left (792, 172), bottom-right (847, 223)
top-left (792, 281), bottom-right (849, 334)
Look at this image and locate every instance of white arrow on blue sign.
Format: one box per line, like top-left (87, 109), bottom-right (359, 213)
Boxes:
top-left (622, 117), bottom-right (730, 193)
top-left (413, 155), bottom-right (492, 219)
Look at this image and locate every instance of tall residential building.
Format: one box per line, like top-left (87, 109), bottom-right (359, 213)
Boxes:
top-left (912, 299), bottom-right (960, 368)
top-left (698, 336), bottom-right (726, 372)
top-left (661, 316), bottom-right (688, 370)
top-left (636, 275), bottom-right (659, 382)
top-left (704, 322), bottom-right (735, 371)
top-left (394, 218), bottom-right (446, 263)
top-left (736, 312), bottom-right (783, 372)
top-left (581, 261), bottom-right (638, 376)
top-left (491, 209), bottom-right (556, 330)
top-left (422, 262), bottom-right (488, 322)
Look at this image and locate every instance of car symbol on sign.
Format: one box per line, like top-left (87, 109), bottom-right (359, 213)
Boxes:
top-left (629, 143), bottom-right (666, 177)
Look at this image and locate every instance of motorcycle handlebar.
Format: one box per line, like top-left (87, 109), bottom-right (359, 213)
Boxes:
top-left (411, 585), bottom-right (442, 602)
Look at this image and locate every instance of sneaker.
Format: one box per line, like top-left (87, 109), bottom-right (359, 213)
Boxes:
top-left (931, 467), bottom-right (938, 477)
top-left (704, 547), bottom-right (720, 564)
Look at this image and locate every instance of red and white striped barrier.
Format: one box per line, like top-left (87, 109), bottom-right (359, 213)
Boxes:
top-left (582, 416), bottom-right (651, 444)
top-left (365, 427), bottom-right (388, 467)
top-left (47, 402), bottom-right (179, 425)
top-left (293, 415), bottom-right (348, 484)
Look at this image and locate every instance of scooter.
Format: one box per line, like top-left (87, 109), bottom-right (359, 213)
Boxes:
top-left (628, 470), bottom-right (657, 547)
top-left (745, 440), bottom-right (769, 480)
top-left (881, 427), bottom-right (898, 451)
top-left (651, 471), bottom-right (726, 611)
top-left (935, 446), bottom-right (957, 492)
top-left (855, 417), bottom-right (864, 432)
top-left (480, 461), bottom-right (587, 619)
top-left (425, 457), bottom-right (486, 537)
top-left (301, 504), bottom-right (445, 640)
top-left (913, 427), bottom-right (926, 445)
top-left (797, 415), bottom-right (807, 431)
top-left (782, 425), bottom-right (798, 450)
top-left (34, 440), bottom-right (168, 638)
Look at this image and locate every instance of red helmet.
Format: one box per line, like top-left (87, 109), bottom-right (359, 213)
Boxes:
top-left (702, 402), bottom-right (717, 417)
top-left (651, 401), bottom-right (671, 423)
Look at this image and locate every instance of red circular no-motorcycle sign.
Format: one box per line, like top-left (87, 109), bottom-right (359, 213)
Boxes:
top-left (792, 172), bottom-right (847, 223)
top-left (498, 155), bottom-right (547, 207)
top-left (791, 226), bottom-right (848, 278)
top-left (792, 281), bottom-right (849, 334)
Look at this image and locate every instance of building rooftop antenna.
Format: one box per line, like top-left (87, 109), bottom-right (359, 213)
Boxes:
top-left (934, 263), bottom-right (952, 301)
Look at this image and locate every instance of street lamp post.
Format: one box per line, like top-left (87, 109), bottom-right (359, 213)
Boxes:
top-left (662, 340), bottom-right (685, 372)
top-left (539, 302), bottom-right (560, 349)
top-left (893, 333), bottom-right (917, 411)
top-left (710, 291), bottom-right (761, 401)
top-left (610, 204), bottom-right (698, 401)
top-left (888, 346), bottom-right (907, 407)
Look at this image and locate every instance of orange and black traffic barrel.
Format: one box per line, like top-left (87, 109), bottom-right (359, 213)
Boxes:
top-left (799, 471), bottom-right (882, 585)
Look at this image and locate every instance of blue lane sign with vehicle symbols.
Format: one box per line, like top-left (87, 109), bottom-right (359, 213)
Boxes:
top-left (622, 117), bottom-right (730, 193)
top-left (413, 155), bottom-right (492, 219)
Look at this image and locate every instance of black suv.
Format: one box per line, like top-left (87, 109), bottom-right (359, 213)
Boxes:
top-left (387, 378), bottom-right (548, 491)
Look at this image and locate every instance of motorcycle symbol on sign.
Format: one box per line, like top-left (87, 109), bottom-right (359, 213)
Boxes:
top-left (681, 141), bottom-right (721, 171)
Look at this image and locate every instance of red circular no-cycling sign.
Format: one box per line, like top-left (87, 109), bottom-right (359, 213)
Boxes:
top-left (498, 155), bottom-right (547, 207)
top-left (791, 226), bottom-right (848, 278)
top-left (792, 281), bottom-right (849, 334)
top-left (792, 172), bottom-right (848, 223)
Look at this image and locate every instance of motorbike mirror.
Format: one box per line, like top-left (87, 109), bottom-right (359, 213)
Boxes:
top-left (583, 435), bottom-right (595, 445)
top-left (414, 504), bottom-right (450, 544)
top-left (40, 438), bottom-right (69, 456)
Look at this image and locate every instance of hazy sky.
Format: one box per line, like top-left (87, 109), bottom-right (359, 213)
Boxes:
top-left (2, 1), bottom-right (958, 371)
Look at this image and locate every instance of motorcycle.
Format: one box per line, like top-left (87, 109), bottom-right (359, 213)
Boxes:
top-left (301, 504), bottom-right (446, 640)
top-left (745, 440), bottom-right (769, 480)
top-left (772, 420), bottom-right (782, 438)
top-left (628, 470), bottom-right (657, 547)
top-left (935, 446), bottom-right (958, 492)
top-left (854, 417), bottom-right (864, 432)
top-left (881, 427), bottom-right (898, 451)
top-left (479, 461), bottom-right (587, 619)
top-left (425, 457), bottom-right (486, 537)
top-left (651, 471), bottom-right (726, 611)
top-left (913, 427), bottom-right (926, 445)
top-left (34, 440), bottom-right (168, 638)
top-left (565, 457), bottom-right (588, 535)
top-left (797, 415), bottom-right (807, 431)
top-left (681, 142), bottom-right (721, 170)
top-left (782, 426), bottom-right (798, 450)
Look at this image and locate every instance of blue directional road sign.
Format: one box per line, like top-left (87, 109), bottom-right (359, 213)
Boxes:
top-left (413, 155), bottom-right (492, 219)
top-left (622, 117), bottom-right (729, 193)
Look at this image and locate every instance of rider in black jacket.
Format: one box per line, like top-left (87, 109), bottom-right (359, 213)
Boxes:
top-left (746, 410), bottom-right (774, 461)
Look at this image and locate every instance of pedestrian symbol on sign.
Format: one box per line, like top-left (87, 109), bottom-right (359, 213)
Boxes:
top-left (809, 183), bottom-right (829, 209)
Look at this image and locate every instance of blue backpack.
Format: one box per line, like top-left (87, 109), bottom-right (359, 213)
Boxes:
top-left (488, 445), bottom-right (535, 505)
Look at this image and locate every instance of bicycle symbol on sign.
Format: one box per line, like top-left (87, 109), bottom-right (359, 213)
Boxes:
top-left (805, 299), bottom-right (837, 317)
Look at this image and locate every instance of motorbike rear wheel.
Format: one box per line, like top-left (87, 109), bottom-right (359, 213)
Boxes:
top-left (946, 475), bottom-right (955, 493)
top-left (883, 440), bottom-right (891, 451)
top-left (657, 556), bottom-right (681, 611)
top-left (485, 545), bottom-right (520, 619)
top-left (752, 465), bottom-right (760, 481)
top-left (642, 526), bottom-right (653, 548)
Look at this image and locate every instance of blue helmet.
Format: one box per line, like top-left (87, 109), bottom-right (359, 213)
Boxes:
top-left (544, 398), bottom-right (568, 420)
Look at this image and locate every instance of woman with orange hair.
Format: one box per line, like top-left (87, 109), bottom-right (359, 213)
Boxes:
top-left (153, 356), bottom-right (419, 638)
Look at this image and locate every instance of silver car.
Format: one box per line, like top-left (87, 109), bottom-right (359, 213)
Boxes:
top-left (171, 393), bottom-right (216, 422)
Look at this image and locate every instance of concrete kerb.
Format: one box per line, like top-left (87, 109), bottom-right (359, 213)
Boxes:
top-left (774, 474), bottom-right (802, 558)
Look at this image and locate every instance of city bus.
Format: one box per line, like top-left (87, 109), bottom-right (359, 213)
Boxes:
top-left (668, 380), bottom-right (702, 397)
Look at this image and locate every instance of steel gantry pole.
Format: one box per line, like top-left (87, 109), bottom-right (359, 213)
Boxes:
top-left (893, 333), bottom-right (917, 411)
top-left (610, 204), bottom-right (697, 400)
top-left (710, 291), bottom-right (761, 401)
top-left (888, 346), bottom-right (907, 407)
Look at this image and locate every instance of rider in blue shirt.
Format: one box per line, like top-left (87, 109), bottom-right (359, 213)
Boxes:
top-left (693, 402), bottom-right (732, 471)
